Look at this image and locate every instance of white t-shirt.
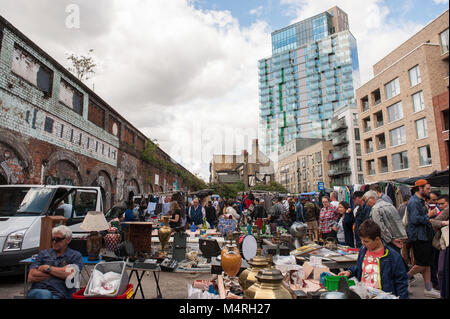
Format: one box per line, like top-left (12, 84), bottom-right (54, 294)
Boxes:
top-left (331, 201), bottom-right (339, 208)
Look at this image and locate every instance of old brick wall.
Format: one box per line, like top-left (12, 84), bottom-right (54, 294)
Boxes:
top-left (0, 16), bottom-right (196, 209)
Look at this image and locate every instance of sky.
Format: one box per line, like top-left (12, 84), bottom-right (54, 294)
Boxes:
top-left (0, 0), bottom-right (448, 182)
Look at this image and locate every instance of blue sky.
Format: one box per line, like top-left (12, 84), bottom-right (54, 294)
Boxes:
top-left (194, 0), bottom-right (449, 33)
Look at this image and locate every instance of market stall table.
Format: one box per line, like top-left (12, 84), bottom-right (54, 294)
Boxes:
top-left (126, 262), bottom-right (162, 299)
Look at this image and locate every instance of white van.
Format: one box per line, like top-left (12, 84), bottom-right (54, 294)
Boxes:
top-left (0, 185), bottom-right (103, 275)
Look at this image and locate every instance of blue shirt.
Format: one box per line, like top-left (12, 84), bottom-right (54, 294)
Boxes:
top-left (30, 248), bottom-right (83, 299)
top-left (407, 194), bottom-right (431, 242)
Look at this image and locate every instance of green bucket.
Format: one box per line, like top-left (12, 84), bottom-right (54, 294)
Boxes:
top-left (324, 276), bottom-right (355, 291)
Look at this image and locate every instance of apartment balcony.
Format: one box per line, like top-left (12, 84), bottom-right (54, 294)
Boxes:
top-left (328, 151), bottom-right (350, 163)
top-left (332, 135), bottom-right (349, 146)
top-left (331, 119), bottom-right (348, 132)
top-left (329, 166), bottom-right (352, 177)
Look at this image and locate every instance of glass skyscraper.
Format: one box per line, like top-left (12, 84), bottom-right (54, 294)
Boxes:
top-left (258, 6), bottom-right (361, 158)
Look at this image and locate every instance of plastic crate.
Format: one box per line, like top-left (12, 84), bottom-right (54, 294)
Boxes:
top-left (83, 261), bottom-right (129, 298)
top-left (73, 284), bottom-right (134, 299)
top-left (324, 276), bottom-right (355, 291)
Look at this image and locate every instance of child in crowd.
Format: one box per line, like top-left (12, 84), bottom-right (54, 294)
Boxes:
top-left (339, 219), bottom-right (409, 299)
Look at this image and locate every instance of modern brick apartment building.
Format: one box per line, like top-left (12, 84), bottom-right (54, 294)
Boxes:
top-left (356, 10), bottom-right (449, 183)
top-left (276, 139), bottom-right (332, 193)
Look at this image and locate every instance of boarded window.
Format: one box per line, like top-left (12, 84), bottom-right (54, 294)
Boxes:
top-left (44, 117), bottom-right (54, 133)
top-left (88, 99), bottom-right (105, 129)
top-left (124, 126), bottom-right (134, 145)
top-left (59, 79), bottom-right (83, 115)
top-left (11, 45), bottom-right (53, 95)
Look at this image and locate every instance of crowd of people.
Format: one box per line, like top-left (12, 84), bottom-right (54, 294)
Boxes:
top-left (27, 180), bottom-right (447, 299)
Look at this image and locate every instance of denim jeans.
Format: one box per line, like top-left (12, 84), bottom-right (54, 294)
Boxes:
top-left (27, 289), bottom-right (62, 299)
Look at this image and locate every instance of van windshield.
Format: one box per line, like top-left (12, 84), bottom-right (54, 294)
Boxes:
top-left (0, 187), bottom-right (55, 216)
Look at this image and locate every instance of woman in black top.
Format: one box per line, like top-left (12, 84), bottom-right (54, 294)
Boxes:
top-left (169, 201), bottom-right (182, 229)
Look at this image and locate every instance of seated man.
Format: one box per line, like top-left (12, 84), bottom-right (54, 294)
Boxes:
top-left (339, 219), bottom-right (409, 299)
top-left (27, 225), bottom-right (83, 299)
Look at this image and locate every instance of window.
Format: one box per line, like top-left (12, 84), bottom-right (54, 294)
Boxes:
top-left (412, 91), bottom-right (424, 112)
top-left (379, 156), bottom-right (389, 173)
top-left (365, 138), bottom-right (374, 154)
top-left (11, 45), bottom-right (53, 96)
top-left (440, 28), bottom-right (449, 54)
top-left (367, 160), bottom-right (375, 175)
top-left (358, 174), bottom-right (364, 184)
top-left (355, 143), bottom-right (361, 156)
top-left (387, 101), bottom-right (403, 123)
top-left (409, 65), bottom-right (421, 87)
top-left (419, 145), bottom-right (432, 166)
top-left (363, 117), bottom-right (371, 132)
top-left (443, 109), bottom-right (449, 131)
top-left (376, 133), bottom-right (386, 150)
top-left (371, 89), bottom-right (381, 106)
top-left (60, 80), bottom-right (84, 116)
top-left (384, 78), bottom-right (400, 99)
top-left (354, 128), bottom-right (360, 141)
top-left (389, 126), bottom-right (406, 146)
top-left (374, 111), bottom-right (383, 128)
top-left (361, 96), bottom-right (369, 112)
top-left (416, 118), bottom-right (428, 139)
top-left (357, 159), bottom-right (363, 172)
top-left (392, 151), bottom-right (409, 171)
top-left (44, 117), bottom-right (54, 134)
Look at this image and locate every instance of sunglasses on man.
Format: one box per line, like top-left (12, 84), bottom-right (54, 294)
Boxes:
top-left (51, 237), bottom-right (66, 243)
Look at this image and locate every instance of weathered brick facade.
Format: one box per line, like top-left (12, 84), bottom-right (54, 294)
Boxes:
top-left (0, 16), bottom-right (200, 210)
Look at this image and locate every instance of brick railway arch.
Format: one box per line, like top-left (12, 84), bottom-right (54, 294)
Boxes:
top-left (43, 150), bottom-right (84, 186)
top-left (87, 163), bottom-right (115, 211)
top-left (0, 129), bottom-right (34, 184)
top-left (124, 177), bottom-right (142, 202)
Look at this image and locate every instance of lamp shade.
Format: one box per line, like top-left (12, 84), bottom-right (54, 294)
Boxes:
top-left (80, 211), bottom-right (109, 232)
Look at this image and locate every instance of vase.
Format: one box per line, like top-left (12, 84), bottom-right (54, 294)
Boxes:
top-left (221, 244), bottom-right (242, 278)
top-left (105, 232), bottom-right (121, 251)
top-left (244, 268), bottom-right (293, 299)
top-left (239, 249), bottom-right (270, 290)
top-left (158, 215), bottom-right (172, 257)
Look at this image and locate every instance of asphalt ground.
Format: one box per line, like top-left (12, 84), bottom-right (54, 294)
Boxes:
top-left (0, 266), bottom-right (441, 299)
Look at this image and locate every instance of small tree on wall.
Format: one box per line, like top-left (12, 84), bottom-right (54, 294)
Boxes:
top-left (66, 49), bottom-right (96, 82)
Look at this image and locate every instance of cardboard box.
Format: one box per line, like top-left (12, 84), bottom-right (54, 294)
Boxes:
top-left (302, 261), bottom-right (330, 281)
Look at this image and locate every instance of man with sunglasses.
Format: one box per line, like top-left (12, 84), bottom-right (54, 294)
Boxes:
top-left (27, 225), bottom-right (83, 299)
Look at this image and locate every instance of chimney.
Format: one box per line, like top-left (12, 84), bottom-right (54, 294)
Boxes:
top-left (252, 139), bottom-right (259, 163)
top-left (242, 149), bottom-right (249, 190)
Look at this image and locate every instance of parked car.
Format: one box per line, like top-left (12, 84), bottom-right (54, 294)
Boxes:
top-left (0, 184), bottom-right (103, 276)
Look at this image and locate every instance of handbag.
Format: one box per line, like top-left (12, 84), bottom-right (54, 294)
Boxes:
top-left (402, 207), bottom-right (408, 227)
top-left (441, 226), bottom-right (449, 248)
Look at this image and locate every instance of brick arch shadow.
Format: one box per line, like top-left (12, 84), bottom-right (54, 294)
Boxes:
top-left (123, 176), bottom-right (143, 201)
top-left (43, 150), bottom-right (84, 185)
top-left (0, 129), bottom-right (35, 177)
top-left (87, 163), bottom-right (115, 210)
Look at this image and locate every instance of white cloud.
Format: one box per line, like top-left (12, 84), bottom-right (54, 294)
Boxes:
top-left (433, 0), bottom-right (448, 4)
top-left (279, 0), bottom-right (425, 84)
top-left (250, 5), bottom-right (264, 16)
top-left (0, 0), bottom-right (272, 181)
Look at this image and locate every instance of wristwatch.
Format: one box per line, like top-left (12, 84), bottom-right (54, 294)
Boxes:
top-left (45, 266), bottom-right (52, 274)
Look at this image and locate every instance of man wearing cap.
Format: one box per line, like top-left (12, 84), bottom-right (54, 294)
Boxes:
top-left (406, 179), bottom-right (440, 298)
